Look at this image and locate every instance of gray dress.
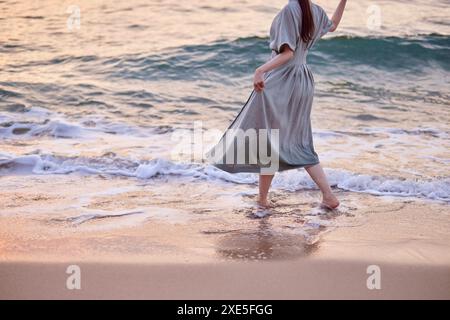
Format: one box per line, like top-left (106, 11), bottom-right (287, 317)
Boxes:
top-left (206, 0), bottom-right (333, 174)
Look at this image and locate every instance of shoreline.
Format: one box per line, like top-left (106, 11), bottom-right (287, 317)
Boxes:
top-left (0, 174), bottom-right (449, 299)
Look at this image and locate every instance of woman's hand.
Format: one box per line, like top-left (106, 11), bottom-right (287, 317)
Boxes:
top-left (253, 68), bottom-right (265, 92)
top-left (252, 47), bottom-right (294, 92)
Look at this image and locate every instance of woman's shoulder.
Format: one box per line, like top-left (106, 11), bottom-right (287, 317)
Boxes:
top-left (276, 1), bottom-right (300, 22)
top-left (284, 1), bottom-right (300, 14)
top-left (310, 2), bottom-right (327, 17)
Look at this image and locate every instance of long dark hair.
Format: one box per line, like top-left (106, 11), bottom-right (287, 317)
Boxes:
top-left (298, 0), bottom-right (315, 43)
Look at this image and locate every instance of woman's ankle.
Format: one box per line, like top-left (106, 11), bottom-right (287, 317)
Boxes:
top-left (322, 191), bottom-right (336, 199)
top-left (258, 197), bottom-right (269, 206)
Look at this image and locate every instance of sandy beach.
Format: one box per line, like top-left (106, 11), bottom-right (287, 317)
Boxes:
top-left (0, 174), bottom-right (448, 300)
top-left (1, 0), bottom-right (449, 300)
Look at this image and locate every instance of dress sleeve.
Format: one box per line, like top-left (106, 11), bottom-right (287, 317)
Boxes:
top-left (269, 5), bottom-right (300, 53)
top-left (317, 6), bottom-right (333, 38)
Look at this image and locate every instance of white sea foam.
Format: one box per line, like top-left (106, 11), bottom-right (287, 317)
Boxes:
top-left (0, 153), bottom-right (448, 202)
top-left (0, 118), bottom-right (152, 139)
top-left (0, 110), bottom-right (164, 139)
top-left (363, 127), bottom-right (450, 139)
top-left (53, 207), bottom-right (191, 231)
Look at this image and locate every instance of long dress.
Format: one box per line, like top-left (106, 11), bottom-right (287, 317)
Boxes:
top-left (206, 0), bottom-right (333, 174)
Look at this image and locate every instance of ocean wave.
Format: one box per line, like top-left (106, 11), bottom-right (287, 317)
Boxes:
top-left (0, 119), bottom-right (84, 138)
top-left (11, 34), bottom-right (447, 82)
top-left (2, 34), bottom-right (447, 108)
top-left (313, 34), bottom-right (450, 70)
top-left (363, 127), bottom-right (450, 139)
top-left (0, 108), bottom-right (172, 139)
top-left (2, 109), bottom-right (447, 142)
top-left (0, 153), bottom-right (448, 202)
top-left (99, 34), bottom-right (450, 81)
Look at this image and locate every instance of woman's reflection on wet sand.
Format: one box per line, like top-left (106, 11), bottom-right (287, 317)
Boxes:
top-left (216, 216), bottom-right (319, 261)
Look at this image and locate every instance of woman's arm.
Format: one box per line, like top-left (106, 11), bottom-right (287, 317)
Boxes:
top-left (254, 45), bottom-right (294, 92)
top-left (329, 0), bottom-right (347, 32)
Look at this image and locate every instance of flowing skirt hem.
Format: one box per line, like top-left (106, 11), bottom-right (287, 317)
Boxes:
top-left (212, 160), bottom-right (320, 174)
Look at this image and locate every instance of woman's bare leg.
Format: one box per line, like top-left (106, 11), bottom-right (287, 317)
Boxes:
top-left (305, 163), bottom-right (340, 209)
top-left (258, 174), bottom-right (275, 207)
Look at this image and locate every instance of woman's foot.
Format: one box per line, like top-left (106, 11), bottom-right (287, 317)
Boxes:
top-left (321, 193), bottom-right (340, 210)
top-left (257, 198), bottom-right (275, 209)
top-left (255, 199), bottom-right (274, 218)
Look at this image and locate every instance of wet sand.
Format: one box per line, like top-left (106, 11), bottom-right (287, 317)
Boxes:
top-left (1, 260), bottom-right (449, 300)
top-left (0, 174), bottom-right (449, 299)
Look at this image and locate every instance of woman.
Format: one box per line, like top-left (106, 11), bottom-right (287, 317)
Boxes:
top-left (207, 0), bottom-right (347, 210)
